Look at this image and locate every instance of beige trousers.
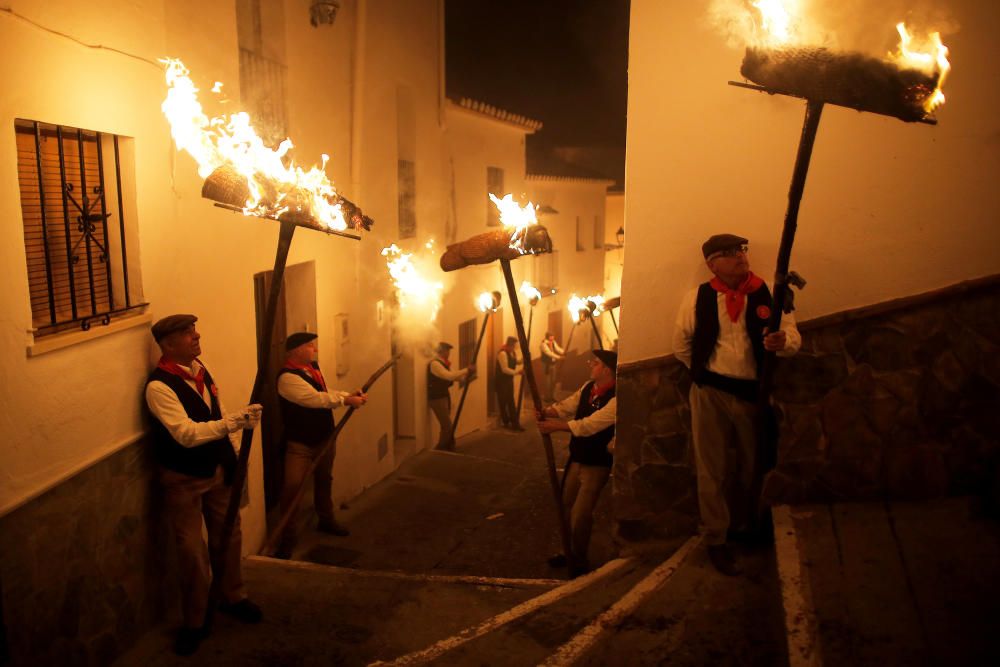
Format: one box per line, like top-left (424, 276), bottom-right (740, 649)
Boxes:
top-left (689, 383), bottom-right (758, 546)
top-left (429, 397), bottom-right (454, 450)
top-left (562, 462), bottom-right (611, 565)
top-left (160, 465), bottom-right (246, 628)
top-left (278, 438), bottom-right (336, 550)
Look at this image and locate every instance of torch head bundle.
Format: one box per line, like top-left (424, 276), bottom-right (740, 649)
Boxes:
top-left (740, 45), bottom-right (942, 122)
top-left (439, 225), bottom-right (552, 272)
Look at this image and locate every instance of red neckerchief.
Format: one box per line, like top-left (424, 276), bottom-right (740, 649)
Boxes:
top-left (284, 360), bottom-right (326, 390)
top-left (710, 271), bottom-right (764, 323)
top-left (158, 356), bottom-right (207, 396)
top-left (590, 379), bottom-right (616, 404)
top-left (436, 355), bottom-right (451, 369)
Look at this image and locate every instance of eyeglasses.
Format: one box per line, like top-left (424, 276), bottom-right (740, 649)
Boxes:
top-left (709, 245), bottom-right (748, 260)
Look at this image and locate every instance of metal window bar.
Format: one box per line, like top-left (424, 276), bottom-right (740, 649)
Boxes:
top-left (32, 122), bottom-right (57, 325)
top-left (18, 121), bottom-right (145, 335)
top-left (113, 135), bottom-right (131, 308)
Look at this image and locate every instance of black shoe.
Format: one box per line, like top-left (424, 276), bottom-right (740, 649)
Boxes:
top-left (707, 544), bottom-right (741, 576)
top-left (317, 519), bottom-right (350, 537)
top-left (547, 553), bottom-right (568, 568)
top-left (174, 626), bottom-right (205, 656)
top-left (568, 561), bottom-right (591, 579)
top-left (218, 598), bottom-right (263, 624)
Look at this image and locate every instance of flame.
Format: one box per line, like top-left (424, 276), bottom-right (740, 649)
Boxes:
top-left (160, 58), bottom-right (347, 231)
top-left (752, 0), bottom-right (795, 44)
top-left (489, 193), bottom-right (538, 253)
top-left (520, 281), bottom-right (542, 304)
top-left (567, 294), bottom-right (604, 324)
top-left (891, 23), bottom-right (951, 113)
top-left (381, 243), bottom-right (444, 321)
top-left (477, 291), bottom-right (496, 312)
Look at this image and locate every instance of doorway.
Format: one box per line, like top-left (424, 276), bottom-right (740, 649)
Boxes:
top-left (253, 261), bottom-right (317, 510)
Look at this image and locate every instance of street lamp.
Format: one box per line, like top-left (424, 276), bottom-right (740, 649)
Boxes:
top-left (615, 226), bottom-right (625, 246)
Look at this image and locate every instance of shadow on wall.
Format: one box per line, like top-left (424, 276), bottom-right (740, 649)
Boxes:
top-left (613, 277), bottom-right (1000, 544)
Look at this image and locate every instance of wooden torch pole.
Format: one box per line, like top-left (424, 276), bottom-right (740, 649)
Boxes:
top-left (450, 309), bottom-right (491, 444)
top-left (514, 303), bottom-right (534, 417)
top-left (499, 259), bottom-right (575, 570)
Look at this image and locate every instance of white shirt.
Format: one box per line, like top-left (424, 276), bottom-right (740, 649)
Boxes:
top-left (550, 385), bottom-right (617, 438)
top-left (277, 372), bottom-right (348, 409)
top-left (145, 360), bottom-right (238, 449)
top-left (672, 285), bottom-right (801, 380)
top-left (541, 339), bottom-right (564, 360)
top-left (429, 357), bottom-right (467, 382)
top-left (496, 349), bottom-right (522, 376)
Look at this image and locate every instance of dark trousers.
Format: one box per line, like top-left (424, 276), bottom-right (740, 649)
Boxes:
top-left (496, 378), bottom-right (518, 427)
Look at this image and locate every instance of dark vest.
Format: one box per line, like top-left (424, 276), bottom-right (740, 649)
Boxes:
top-left (278, 366), bottom-right (335, 446)
top-left (568, 381), bottom-right (616, 468)
top-left (541, 341), bottom-right (556, 369)
top-left (495, 349), bottom-right (516, 387)
top-left (690, 281), bottom-right (771, 402)
top-left (427, 358), bottom-right (453, 400)
top-left (146, 366), bottom-right (237, 482)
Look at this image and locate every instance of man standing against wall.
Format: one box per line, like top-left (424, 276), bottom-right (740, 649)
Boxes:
top-left (495, 336), bottom-right (524, 430)
top-left (427, 342), bottom-right (474, 451)
top-left (673, 234), bottom-right (801, 576)
top-left (540, 331), bottom-right (565, 404)
top-left (145, 314), bottom-right (263, 655)
top-left (275, 332), bottom-right (368, 559)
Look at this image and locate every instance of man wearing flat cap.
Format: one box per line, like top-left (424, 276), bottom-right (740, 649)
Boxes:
top-left (495, 336), bottom-right (524, 430)
top-left (537, 348), bottom-right (618, 576)
top-left (145, 314), bottom-right (263, 655)
top-left (427, 342), bottom-right (475, 451)
top-left (673, 234), bottom-right (801, 576)
top-left (275, 332), bottom-right (368, 558)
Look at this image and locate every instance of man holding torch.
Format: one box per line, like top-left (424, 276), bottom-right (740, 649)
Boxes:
top-left (275, 332), bottom-right (368, 559)
top-left (537, 349), bottom-right (618, 577)
top-left (144, 314), bottom-right (263, 656)
top-left (427, 342), bottom-right (475, 451)
top-left (540, 331), bottom-right (565, 404)
top-left (673, 234), bottom-right (801, 576)
top-left (495, 336), bottom-right (524, 430)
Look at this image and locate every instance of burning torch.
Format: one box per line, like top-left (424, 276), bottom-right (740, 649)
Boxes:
top-left (450, 291), bottom-right (502, 441)
top-left (161, 59), bottom-right (375, 623)
top-left (515, 281), bottom-right (542, 418)
top-left (440, 194), bottom-right (579, 572)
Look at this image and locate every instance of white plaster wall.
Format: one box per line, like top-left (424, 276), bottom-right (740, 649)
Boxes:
top-left (0, 0), bottom-right (449, 555)
top-left (620, 0), bottom-right (1000, 364)
top-left (440, 108), bottom-right (529, 435)
top-left (603, 192), bottom-right (625, 346)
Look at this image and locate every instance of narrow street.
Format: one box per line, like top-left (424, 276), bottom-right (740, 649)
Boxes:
top-left (116, 417), bottom-right (790, 666)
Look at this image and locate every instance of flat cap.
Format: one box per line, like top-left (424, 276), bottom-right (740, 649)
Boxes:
top-left (286, 331), bottom-right (318, 351)
top-left (436, 342), bottom-right (454, 352)
top-left (151, 314), bottom-right (197, 342)
top-left (505, 336), bottom-right (518, 345)
top-left (702, 233), bottom-right (748, 259)
top-left (592, 349), bottom-right (618, 372)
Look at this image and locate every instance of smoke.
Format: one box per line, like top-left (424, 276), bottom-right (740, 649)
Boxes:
top-left (705, 0), bottom-right (958, 54)
top-left (379, 239), bottom-right (452, 355)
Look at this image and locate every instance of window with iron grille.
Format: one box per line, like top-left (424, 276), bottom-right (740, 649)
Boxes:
top-left (398, 159), bottom-right (417, 239)
top-left (486, 166), bottom-right (504, 226)
top-left (593, 214), bottom-right (605, 249)
top-left (576, 216), bottom-right (587, 251)
top-left (458, 317), bottom-right (477, 372)
top-left (534, 250), bottom-right (558, 293)
top-left (15, 120), bottom-right (144, 336)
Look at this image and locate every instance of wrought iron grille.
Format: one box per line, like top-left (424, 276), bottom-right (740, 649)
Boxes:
top-left (15, 120), bottom-right (145, 335)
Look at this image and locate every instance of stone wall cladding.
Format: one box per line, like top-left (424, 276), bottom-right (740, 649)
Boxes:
top-left (614, 279), bottom-right (1000, 544)
top-left (0, 438), bottom-right (176, 665)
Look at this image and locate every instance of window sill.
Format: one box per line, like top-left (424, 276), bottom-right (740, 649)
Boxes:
top-left (27, 310), bottom-right (152, 357)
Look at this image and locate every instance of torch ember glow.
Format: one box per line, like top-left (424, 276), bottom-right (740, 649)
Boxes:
top-left (520, 281), bottom-right (542, 306)
top-left (890, 23), bottom-right (950, 113)
top-left (568, 294), bottom-right (604, 323)
top-left (161, 58), bottom-right (349, 231)
top-left (381, 243), bottom-right (444, 322)
top-left (489, 193), bottom-right (542, 254)
top-left (478, 291), bottom-right (501, 313)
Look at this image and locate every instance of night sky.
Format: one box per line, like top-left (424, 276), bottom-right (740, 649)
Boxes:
top-left (445, 0), bottom-right (630, 150)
